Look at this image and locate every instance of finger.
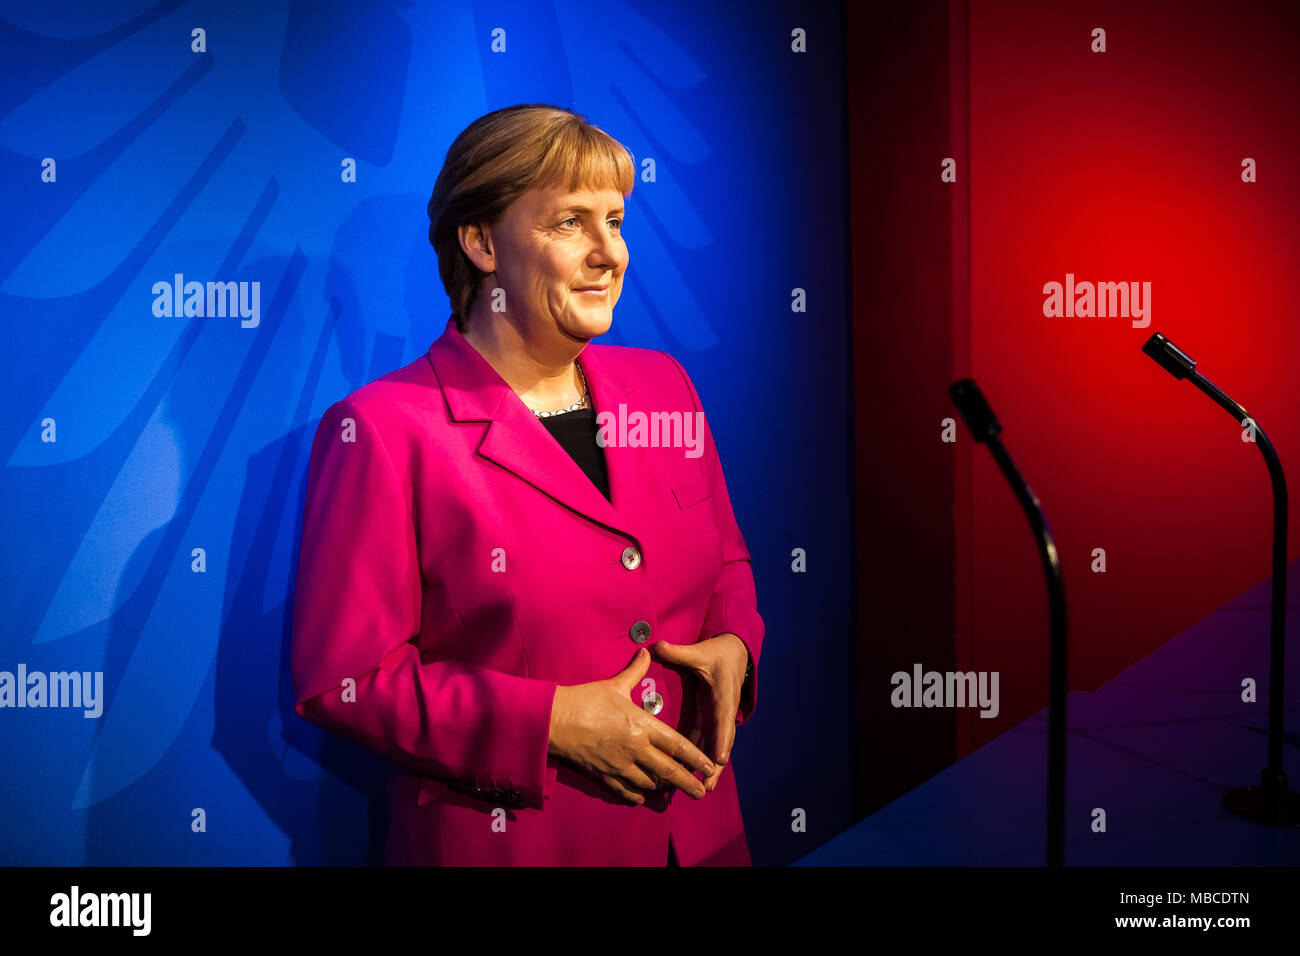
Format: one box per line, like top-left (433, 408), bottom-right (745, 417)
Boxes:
top-left (706, 764), bottom-right (730, 794)
top-left (645, 719), bottom-right (716, 779)
top-left (699, 707), bottom-right (736, 794)
top-left (649, 639), bottom-right (699, 666)
top-left (711, 695), bottom-right (738, 768)
top-left (700, 691), bottom-right (725, 791)
top-left (638, 747), bottom-right (707, 799)
top-left (603, 775), bottom-right (646, 806)
top-left (621, 764), bottom-right (659, 792)
top-left (611, 646), bottom-right (652, 693)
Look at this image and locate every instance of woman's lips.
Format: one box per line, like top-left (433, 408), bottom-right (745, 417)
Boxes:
top-left (575, 287), bottom-right (609, 297)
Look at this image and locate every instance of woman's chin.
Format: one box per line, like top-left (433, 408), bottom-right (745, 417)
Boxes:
top-left (564, 311), bottom-right (613, 340)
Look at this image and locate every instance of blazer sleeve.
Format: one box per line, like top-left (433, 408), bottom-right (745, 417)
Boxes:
top-left (290, 398), bottom-right (559, 810)
top-left (661, 352), bottom-right (765, 725)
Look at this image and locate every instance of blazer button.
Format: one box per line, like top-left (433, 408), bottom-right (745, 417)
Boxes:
top-left (642, 691), bottom-right (664, 716)
top-left (621, 546), bottom-right (642, 570)
top-left (629, 620), bottom-right (651, 643)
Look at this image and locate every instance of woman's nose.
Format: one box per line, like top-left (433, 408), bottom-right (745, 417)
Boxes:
top-left (590, 237), bottom-right (625, 272)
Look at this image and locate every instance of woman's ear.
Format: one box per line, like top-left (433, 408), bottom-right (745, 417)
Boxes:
top-left (458, 220), bottom-right (495, 273)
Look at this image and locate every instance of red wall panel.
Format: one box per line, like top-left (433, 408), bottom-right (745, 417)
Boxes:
top-left (961, 0), bottom-right (1300, 747)
top-left (851, 1), bottom-right (1300, 817)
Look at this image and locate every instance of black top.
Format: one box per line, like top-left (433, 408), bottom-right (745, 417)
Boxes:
top-left (536, 406), bottom-right (611, 501)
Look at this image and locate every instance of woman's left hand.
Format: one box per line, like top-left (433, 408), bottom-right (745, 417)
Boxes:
top-left (651, 633), bottom-right (750, 792)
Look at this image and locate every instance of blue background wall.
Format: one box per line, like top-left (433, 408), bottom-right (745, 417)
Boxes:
top-left (0, 0), bottom-right (853, 865)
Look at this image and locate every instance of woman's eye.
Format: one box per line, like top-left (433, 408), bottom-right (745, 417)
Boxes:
top-left (558, 216), bottom-right (621, 233)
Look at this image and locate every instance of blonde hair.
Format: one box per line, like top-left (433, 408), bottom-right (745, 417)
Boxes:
top-left (427, 104), bottom-right (636, 333)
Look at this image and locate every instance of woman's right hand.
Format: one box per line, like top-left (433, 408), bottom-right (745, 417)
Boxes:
top-left (547, 647), bottom-right (716, 805)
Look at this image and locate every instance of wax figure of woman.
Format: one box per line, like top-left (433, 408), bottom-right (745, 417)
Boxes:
top-left (290, 104), bottom-right (764, 866)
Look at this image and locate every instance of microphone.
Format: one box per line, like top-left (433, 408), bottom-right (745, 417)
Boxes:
top-left (949, 378), bottom-right (1001, 441)
top-left (950, 378), bottom-right (1069, 867)
top-left (1141, 332), bottom-right (1197, 379)
top-left (1141, 332), bottom-right (1298, 826)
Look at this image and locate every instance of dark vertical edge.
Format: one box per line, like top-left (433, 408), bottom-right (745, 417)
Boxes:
top-left (950, 0), bottom-right (974, 757)
top-left (848, 0), bottom-right (960, 820)
top-left (840, 0), bottom-right (864, 826)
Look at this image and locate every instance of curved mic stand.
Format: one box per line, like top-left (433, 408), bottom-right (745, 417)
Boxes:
top-left (950, 379), bottom-right (1068, 867)
top-left (1141, 332), bottom-right (1299, 827)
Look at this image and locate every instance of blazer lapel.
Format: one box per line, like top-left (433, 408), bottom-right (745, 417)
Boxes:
top-left (425, 318), bottom-right (646, 542)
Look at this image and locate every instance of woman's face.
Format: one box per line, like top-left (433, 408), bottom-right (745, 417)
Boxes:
top-left (475, 183), bottom-right (628, 344)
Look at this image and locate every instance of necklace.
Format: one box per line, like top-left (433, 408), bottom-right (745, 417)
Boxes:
top-left (531, 360), bottom-right (590, 418)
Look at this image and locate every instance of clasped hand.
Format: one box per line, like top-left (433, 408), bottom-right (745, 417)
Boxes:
top-left (547, 634), bottom-right (749, 804)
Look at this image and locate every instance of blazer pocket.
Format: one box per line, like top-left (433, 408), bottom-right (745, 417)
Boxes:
top-left (672, 475), bottom-right (713, 509)
top-left (416, 767), bottom-right (559, 807)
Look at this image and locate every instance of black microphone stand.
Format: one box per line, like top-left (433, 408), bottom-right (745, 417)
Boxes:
top-left (950, 379), bottom-right (1068, 866)
top-left (1141, 332), bottom-right (1299, 826)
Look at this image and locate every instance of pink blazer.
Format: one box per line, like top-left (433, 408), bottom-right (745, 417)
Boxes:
top-left (290, 316), bottom-right (764, 865)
